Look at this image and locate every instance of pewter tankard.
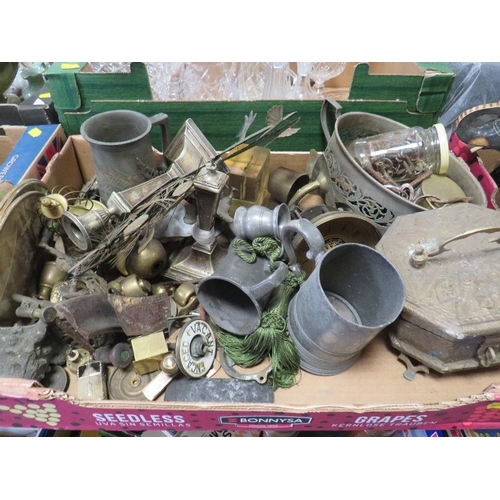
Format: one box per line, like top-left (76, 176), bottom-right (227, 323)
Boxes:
top-left (81, 109), bottom-right (170, 203)
top-left (288, 242), bottom-right (406, 376)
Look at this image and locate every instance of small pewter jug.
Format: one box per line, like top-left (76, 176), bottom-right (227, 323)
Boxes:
top-left (196, 245), bottom-right (289, 336)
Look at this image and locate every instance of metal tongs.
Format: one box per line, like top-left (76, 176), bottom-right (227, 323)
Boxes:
top-left (209, 110), bottom-right (301, 172)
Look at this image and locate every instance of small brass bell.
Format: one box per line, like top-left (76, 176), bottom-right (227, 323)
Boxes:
top-left (125, 239), bottom-right (167, 280)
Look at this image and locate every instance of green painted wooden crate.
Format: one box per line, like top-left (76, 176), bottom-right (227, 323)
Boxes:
top-left (44, 62), bottom-right (454, 153)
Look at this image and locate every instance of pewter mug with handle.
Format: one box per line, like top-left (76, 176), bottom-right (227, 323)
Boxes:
top-left (81, 109), bottom-right (170, 203)
top-left (287, 242), bottom-right (406, 376)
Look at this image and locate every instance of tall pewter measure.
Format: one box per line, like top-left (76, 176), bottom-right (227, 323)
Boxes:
top-left (287, 243), bottom-right (406, 376)
top-left (81, 110), bottom-right (171, 204)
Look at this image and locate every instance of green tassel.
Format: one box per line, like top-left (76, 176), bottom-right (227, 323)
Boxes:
top-left (217, 237), bottom-right (305, 391)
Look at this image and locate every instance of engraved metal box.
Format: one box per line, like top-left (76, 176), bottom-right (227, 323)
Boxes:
top-left (376, 203), bottom-right (500, 373)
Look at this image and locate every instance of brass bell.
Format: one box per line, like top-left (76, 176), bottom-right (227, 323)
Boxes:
top-left (125, 238), bottom-right (167, 280)
top-left (120, 274), bottom-right (152, 297)
top-left (268, 166), bottom-right (310, 204)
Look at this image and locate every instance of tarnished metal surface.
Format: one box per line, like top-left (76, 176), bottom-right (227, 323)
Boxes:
top-left (66, 348), bottom-right (91, 373)
top-left (142, 354), bottom-right (179, 401)
top-left (219, 348), bottom-right (272, 384)
top-left (288, 243), bottom-right (406, 376)
top-left (0, 190), bottom-right (45, 326)
top-left (324, 109), bottom-right (487, 232)
top-left (107, 293), bottom-right (177, 337)
top-left (196, 245), bottom-right (289, 335)
top-left (397, 353), bottom-right (430, 381)
top-left (0, 320), bottom-right (53, 380)
top-left (40, 365), bottom-right (69, 391)
top-left (164, 118), bottom-right (221, 177)
top-left (50, 273), bottom-right (109, 303)
top-left (377, 203), bottom-right (500, 373)
top-left (54, 294), bottom-right (124, 352)
top-left (175, 319), bottom-right (216, 378)
top-left (108, 366), bottom-right (156, 400)
top-left (172, 282), bottom-right (199, 315)
top-left (130, 331), bottom-right (168, 362)
top-left (233, 203), bottom-right (290, 241)
top-left (292, 211), bottom-right (382, 277)
top-left (0, 179), bottom-right (48, 217)
top-left (164, 376), bottom-right (275, 403)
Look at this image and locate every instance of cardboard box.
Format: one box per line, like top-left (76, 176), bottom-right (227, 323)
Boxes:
top-left (0, 124), bottom-right (66, 200)
top-left (1, 134), bottom-right (500, 434)
top-left (43, 62), bottom-right (455, 154)
top-left (141, 429), bottom-right (262, 437)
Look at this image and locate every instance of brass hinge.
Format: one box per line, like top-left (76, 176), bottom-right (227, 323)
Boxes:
top-left (478, 337), bottom-right (500, 368)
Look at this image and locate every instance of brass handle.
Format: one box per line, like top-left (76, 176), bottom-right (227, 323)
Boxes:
top-left (287, 180), bottom-right (321, 208)
top-left (411, 226), bottom-right (500, 268)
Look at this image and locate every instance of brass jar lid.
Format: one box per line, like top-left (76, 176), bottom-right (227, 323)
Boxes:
top-left (419, 174), bottom-right (466, 209)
